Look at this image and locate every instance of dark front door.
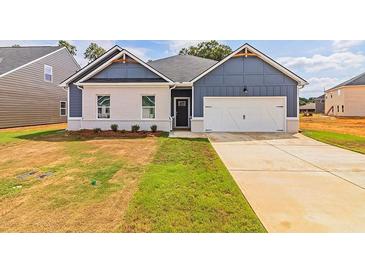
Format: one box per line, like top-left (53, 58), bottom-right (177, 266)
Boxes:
top-left (175, 99), bottom-right (189, 127)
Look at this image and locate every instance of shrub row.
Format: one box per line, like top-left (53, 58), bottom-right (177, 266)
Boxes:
top-left (93, 124), bottom-right (158, 133)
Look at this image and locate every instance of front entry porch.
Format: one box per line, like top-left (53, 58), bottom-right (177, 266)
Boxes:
top-left (171, 89), bottom-right (192, 130)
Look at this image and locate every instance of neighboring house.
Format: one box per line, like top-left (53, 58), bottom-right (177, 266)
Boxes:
top-left (0, 46), bottom-right (80, 128)
top-left (299, 102), bottom-right (315, 113)
top-left (314, 94), bottom-right (325, 113)
top-left (325, 72), bottom-right (365, 116)
top-left (60, 43), bottom-right (307, 133)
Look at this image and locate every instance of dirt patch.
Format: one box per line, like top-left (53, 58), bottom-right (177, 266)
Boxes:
top-left (300, 115), bottom-right (365, 137)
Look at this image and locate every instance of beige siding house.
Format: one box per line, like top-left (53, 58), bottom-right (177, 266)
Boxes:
top-left (325, 72), bottom-right (365, 117)
top-left (0, 46), bottom-right (79, 128)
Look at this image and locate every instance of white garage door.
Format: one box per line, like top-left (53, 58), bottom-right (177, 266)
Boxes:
top-left (204, 97), bottom-right (286, 132)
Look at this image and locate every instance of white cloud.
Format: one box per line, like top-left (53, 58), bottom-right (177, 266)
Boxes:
top-left (124, 46), bottom-right (151, 61)
top-left (166, 40), bottom-right (206, 54)
top-left (332, 40), bottom-right (364, 52)
top-left (301, 77), bottom-right (342, 98)
top-left (278, 51), bottom-right (365, 73)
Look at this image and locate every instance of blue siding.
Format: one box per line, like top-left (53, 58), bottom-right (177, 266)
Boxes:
top-left (69, 84), bottom-right (82, 117)
top-left (92, 59), bottom-right (163, 80)
top-left (193, 56), bottom-right (298, 117)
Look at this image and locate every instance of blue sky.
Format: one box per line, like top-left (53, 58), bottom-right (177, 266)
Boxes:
top-left (1, 40), bottom-right (365, 98)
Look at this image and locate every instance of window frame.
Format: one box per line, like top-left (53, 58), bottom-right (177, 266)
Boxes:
top-left (141, 95), bottom-right (156, 120)
top-left (342, 105), bottom-right (345, 112)
top-left (96, 94), bottom-right (111, 120)
top-left (60, 101), bottom-right (67, 116)
top-left (44, 64), bottom-right (53, 83)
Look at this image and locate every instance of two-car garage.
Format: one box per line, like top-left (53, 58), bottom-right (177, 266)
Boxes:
top-left (203, 97), bottom-right (286, 132)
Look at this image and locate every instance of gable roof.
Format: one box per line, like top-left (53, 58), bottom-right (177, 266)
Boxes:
top-left (76, 47), bottom-right (173, 84)
top-left (190, 43), bottom-right (308, 86)
top-left (300, 102), bottom-right (315, 110)
top-left (148, 55), bottom-right (217, 82)
top-left (0, 46), bottom-right (67, 77)
top-left (326, 71), bottom-right (365, 92)
top-left (61, 46), bottom-right (174, 86)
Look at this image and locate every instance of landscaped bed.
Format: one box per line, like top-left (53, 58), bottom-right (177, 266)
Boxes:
top-left (67, 129), bottom-right (164, 138)
top-left (0, 124), bottom-right (265, 232)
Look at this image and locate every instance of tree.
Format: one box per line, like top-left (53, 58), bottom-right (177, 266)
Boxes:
top-left (58, 40), bottom-right (77, 55)
top-left (11, 44), bottom-right (20, 47)
top-left (179, 40), bottom-right (232, 61)
top-left (84, 43), bottom-right (106, 62)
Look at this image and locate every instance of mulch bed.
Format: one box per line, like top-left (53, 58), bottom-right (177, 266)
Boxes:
top-left (66, 129), bottom-right (164, 138)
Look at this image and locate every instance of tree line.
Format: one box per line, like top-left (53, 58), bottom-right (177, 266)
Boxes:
top-left (11, 40), bottom-right (234, 63)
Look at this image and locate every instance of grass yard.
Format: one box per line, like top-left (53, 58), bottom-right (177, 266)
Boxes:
top-left (300, 115), bottom-right (365, 154)
top-left (0, 124), bottom-right (264, 232)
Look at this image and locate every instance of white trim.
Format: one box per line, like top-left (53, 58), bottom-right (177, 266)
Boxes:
top-left (203, 96), bottom-right (287, 132)
top-left (60, 101), bottom-right (67, 116)
top-left (76, 49), bottom-right (174, 84)
top-left (286, 117), bottom-right (299, 120)
top-left (190, 44), bottom-right (308, 86)
top-left (44, 64), bottom-right (53, 83)
top-left (296, 85), bottom-right (300, 118)
top-left (96, 94), bottom-right (111, 120)
top-left (141, 94), bottom-right (156, 120)
top-left (191, 85), bottom-right (195, 117)
top-left (67, 86), bottom-right (70, 118)
top-left (0, 47), bottom-right (65, 79)
top-left (59, 46), bottom-right (122, 87)
top-left (173, 97), bottom-right (191, 128)
top-left (191, 117), bottom-right (204, 120)
top-left (76, 82), bottom-right (171, 87)
top-left (68, 117), bottom-right (82, 120)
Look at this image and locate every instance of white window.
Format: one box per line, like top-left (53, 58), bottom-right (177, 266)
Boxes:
top-left (44, 65), bottom-right (53, 82)
top-left (97, 95), bottom-right (110, 119)
top-left (142, 95), bottom-right (155, 119)
top-left (60, 101), bottom-right (67, 116)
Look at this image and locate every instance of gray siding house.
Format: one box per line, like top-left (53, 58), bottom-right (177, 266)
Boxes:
top-left (0, 46), bottom-right (79, 128)
top-left (61, 44), bottom-right (307, 133)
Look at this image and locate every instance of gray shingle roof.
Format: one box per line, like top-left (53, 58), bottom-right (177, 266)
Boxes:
top-left (300, 102), bottom-right (316, 110)
top-left (0, 46), bottom-right (62, 75)
top-left (329, 71), bottom-right (365, 91)
top-left (148, 54), bottom-right (217, 82)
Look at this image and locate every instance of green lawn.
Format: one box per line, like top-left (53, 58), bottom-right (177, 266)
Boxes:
top-left (0, 125), bottom-right (265, 232)
top-left (302, 130), bottom-right (365, 154)
top-left (121, 137), bottom-right (265, 232)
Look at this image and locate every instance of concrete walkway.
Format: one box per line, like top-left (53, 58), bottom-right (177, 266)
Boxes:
top-left (209, 133), bottom-right (365, 232)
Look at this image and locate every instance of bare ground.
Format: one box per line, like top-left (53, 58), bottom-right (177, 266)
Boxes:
top-left (0, 125), bottom-right (158, 232)
top-left (300, 114), bottom-right (365, 137)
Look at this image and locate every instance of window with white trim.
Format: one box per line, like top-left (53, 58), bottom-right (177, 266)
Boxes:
top-left (60, 101), bottom-right (67, 116)
top-left (142, 96), bottom-right (155, 119)
top-left (97, 95), bottom-right (110, 119)
top-left (44, 65), bottom-right (53, 82)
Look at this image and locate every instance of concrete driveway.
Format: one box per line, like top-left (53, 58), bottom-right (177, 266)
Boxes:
top-left (209, 133), bottom-right (365, 232)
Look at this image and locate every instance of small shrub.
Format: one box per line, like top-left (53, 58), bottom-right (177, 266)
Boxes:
top-left (151, 125), bottom-right (157, 132)
top-left (111, 124), bottom-right (118, 132)
top-left (93, 128), bottom-right (101, 133)
top-left (131, 124), bottom-right (140, 132)
top-left (121, 129), bottom-right (126, 133)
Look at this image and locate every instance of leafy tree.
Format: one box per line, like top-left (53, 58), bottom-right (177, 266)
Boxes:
top-left (58, 40), bottom-right (77, 55)
top-left (179, 40), bottom-right (232, 61)
top-left (11, 44), bottom-right (20, 47)
top-left (84, 43), bottom-right (106, 62)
